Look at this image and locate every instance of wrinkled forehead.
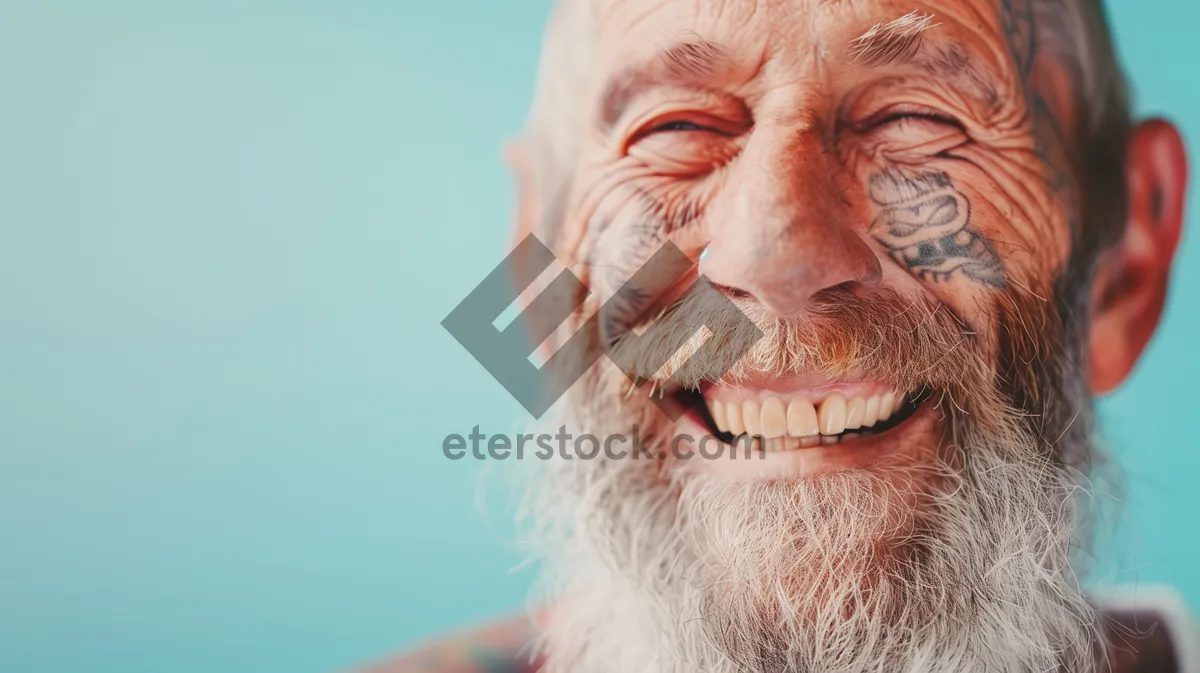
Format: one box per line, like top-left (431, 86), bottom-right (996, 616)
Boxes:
top-left (590, 0), bottom-right (1018, 111)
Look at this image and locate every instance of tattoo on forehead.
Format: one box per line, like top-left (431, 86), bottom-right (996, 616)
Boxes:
top-left (1002, 0), bottom-right (1036, 79)
top-left (869, 169), bottom-right (1007, 288)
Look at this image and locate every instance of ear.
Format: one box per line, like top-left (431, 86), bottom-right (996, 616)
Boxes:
top-left (1089, 119), bottom-right (1189, 395)
top-left (505, 138), bottom-right (539, 250)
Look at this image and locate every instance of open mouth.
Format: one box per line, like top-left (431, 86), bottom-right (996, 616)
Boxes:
top-left (675, 385), bottom-right (932, 451)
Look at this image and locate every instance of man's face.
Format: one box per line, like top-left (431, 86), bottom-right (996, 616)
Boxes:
top-left (521, 0), bottom-right (1147, 671)
top-left (560, 0), bottom-right (1078, 477)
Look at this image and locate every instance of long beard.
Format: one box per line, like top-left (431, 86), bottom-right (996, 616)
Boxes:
top-left (518, 285), bottom-right (1104, 673)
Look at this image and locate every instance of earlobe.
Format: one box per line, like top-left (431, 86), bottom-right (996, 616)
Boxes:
top-left (1088, 119), bottom-right (1189, 395)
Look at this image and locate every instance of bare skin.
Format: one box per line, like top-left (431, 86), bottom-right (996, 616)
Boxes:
top-left (359, 618), bottom-right (539, 673)
top-left (389, 0), bottom-right (1189, 669)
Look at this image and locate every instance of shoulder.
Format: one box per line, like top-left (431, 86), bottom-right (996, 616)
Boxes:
top-left (355, 595), bottom-right (1200, 673)
top-left (353, 615), bottom-right (541, 673)
top-left (1097, 586), bottom-right (1200, 673)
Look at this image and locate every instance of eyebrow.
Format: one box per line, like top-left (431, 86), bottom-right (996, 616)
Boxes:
top-left (850, 11), bottom-right (938, 67)
top-left (597, 39), bottom-right (734, 132)
top-left (848, 12), bottom-right (1001, 105)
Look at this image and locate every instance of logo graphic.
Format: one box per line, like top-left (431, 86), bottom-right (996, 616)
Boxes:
top-left (442, 234), bottom-right (762, 419)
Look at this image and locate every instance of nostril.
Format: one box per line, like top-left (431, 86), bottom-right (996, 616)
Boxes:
top-left (707, 280), bottom-right (752, 301)
top-left (824, 279), bottom-right (861, 296)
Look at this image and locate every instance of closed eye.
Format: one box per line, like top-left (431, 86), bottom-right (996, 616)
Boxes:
top-left (865, 106), bottom-right (964, 132)
top-left (622, 110), bottom-right (747, 175)
top-left (630, 116), bottom-right (732, 144)
top-left (877, 112), bottom-right (963, 130)
top-left (651, 120), bottom-right (711, 133)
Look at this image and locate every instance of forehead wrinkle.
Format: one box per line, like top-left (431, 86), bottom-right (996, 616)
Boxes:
top-left (914, 42), bottom-right (1004, 110)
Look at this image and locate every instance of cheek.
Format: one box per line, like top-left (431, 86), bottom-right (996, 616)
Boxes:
top-left (850, 146), bottom-right (1072, 299)
top-left (586, 176), bottom-right (721, 286)
top-left (573, 180), bottom-right (715, 343)
top-left (843, 148), bottom-right (1080, 384)
top-left (628, 133), bottom-right (742, 177)
top-left (945, 146), bottom-right (1074, 288)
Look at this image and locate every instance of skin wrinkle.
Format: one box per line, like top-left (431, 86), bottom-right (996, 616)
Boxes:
top-left (578, 162), bottom-right (710, 262)
top-left (917, 44), bottom-right (1002, 112)
top-left (933, 0), bottom-right (1031, 135)
top-left (571, 160), bottom-right (665, 282)
top-left (584, 184), bottom-right (701, 349)
top-left (1001, 0), bottom-right (1086, 280)
top-left (938, 144), bottom-right (1063, 283)
top-left (632, 184), bottom-right (704, 234)
top-left (864, 77), bottom-right (985, 132)
top-left (597, 40), bottom-right (758, 136)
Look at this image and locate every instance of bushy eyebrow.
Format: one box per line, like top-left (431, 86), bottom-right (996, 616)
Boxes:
top-left (850, 11), bottom-right (938, 67)
top-left (597, 39), bottom-right (734, 132)
top-left (850, 13), bottom-right (1002, 108)
top-left (661, 39), bottom-right (731, 79)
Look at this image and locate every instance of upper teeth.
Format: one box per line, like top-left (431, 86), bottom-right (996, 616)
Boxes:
top-left (708, 390), bottom-right (905, 442)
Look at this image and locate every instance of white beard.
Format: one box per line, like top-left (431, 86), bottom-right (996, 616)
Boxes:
top-left (519, 398), bottom-right (1102, 673)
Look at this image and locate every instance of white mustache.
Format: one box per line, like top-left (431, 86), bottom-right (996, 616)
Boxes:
top-left (608, 283), bottom-right (992, 413)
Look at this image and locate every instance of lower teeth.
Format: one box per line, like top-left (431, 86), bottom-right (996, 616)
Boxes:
top-left (726, 432), bottom-right (869, 452)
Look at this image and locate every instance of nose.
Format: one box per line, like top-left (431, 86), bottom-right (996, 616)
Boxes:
top-left (699, 129), bottom-right (881, 317)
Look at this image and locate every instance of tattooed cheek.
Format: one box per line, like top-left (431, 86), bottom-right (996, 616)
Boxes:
top-left (867, 167), bottom-right (1008, 288)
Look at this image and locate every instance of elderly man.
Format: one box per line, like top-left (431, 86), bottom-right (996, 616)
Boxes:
top-left (386, 0), bottom-right (1193, 671)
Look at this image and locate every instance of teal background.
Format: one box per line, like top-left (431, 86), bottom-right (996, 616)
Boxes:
top-left (0, 1), bottom-right (1195, 672)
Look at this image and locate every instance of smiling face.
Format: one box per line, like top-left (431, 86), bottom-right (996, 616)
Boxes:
top-left (534, 0), bottom-right (1082, 482)
top-left (547, 0), bottom-right (1082, 465)
top-left (513, 0), bottom-right (1186, 671)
